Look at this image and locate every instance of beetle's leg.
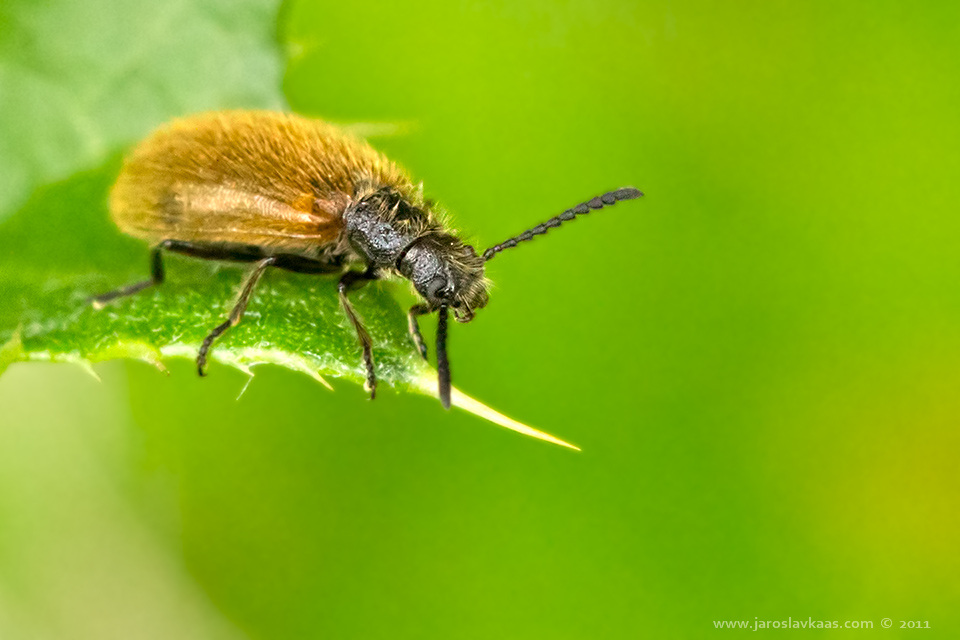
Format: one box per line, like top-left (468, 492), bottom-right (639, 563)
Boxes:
top-left (338, 267), bottom-right (380, 400)
top-left (90, 240), bottom-right (172, 309)
top-left (407, 304), bottom-right (431, 360)
top-left (197, 256), bottom-right (276, 377)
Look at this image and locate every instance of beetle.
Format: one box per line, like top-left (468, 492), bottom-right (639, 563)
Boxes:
top-left (93, 111), bottom-right (643, 407)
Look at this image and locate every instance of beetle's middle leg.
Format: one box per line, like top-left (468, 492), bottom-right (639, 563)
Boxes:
top-left (339, 267), bottom-right (380, 399)
top-left (197, 256), bottom-right (276, 376)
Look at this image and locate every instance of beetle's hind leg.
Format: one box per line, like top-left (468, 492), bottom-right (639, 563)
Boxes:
top-left (90, 240), bottom-right (172, 309)
top-left (197, 257), bottom-right (276, 377)
top-left (338, 268), bottom-right (380, 400)
top-left (407, 304), bottom-right (431, 360)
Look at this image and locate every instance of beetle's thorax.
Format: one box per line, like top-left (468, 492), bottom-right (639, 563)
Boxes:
top-left (343, 186), bottom-right (489, 318)
top-left (343, 187), bottom-right (424, 268)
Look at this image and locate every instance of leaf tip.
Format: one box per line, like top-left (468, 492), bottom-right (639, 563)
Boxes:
top-left (76, 360), bottom-right (102, 382)
top-left (414, 372), bottom-right (580, 450)
top-left (305, 368), bottom-right (334, 391)
top-left (281, 356), bottom-right (334, 391)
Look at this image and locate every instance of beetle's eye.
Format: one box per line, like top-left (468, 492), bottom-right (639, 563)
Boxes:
top-left (425, 276), bottom-right (448, 301)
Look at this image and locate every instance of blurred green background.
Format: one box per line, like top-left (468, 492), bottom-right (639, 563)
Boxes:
top-left (1, 0), bottom-right (958, 637)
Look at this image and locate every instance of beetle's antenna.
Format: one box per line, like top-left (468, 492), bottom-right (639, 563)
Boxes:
top-left (437, 304), bottom-right (451, 409)
top-left (482, 187), bottom-right (643, 262)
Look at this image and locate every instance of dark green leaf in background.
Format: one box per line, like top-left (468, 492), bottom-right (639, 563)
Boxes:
top-left (0, 0), bottom-right (283, 219)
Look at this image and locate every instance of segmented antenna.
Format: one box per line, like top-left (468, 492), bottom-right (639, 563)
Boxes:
top-left (437, 304), bottom-right (451, 409)
top-left (482, 187), bottom-right (643, 262)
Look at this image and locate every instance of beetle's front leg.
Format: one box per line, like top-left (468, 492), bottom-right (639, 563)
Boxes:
top-left (407, 303), bottom-right (431, 360)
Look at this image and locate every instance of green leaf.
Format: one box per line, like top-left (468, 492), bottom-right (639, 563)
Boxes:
top-left (0, 155), bottom-right (576, 449)
top-left (0, 0), bottom-right (574, 448)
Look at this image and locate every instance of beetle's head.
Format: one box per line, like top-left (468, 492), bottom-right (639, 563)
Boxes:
top-left (396, 186), bottom-right (644, 410)
top-left (398, 233), bottom-right (489, 322)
